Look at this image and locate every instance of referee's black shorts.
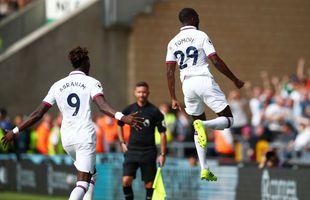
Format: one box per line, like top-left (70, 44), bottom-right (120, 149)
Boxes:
top-left (123, 148), bottom-right (157, 182)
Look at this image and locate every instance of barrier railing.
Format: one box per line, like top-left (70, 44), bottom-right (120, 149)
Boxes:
top-left (1, 153), bottom-right (310, 199)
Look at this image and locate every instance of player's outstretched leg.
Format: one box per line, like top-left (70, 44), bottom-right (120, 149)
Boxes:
top-left (201, 168), bottom-right (217, 181)
top-left (193, 120), bottom-right (207, 148)
top-left (83, 173), bottom-right (96, 200)
top-left (69, 181), bottom-right (89, 200)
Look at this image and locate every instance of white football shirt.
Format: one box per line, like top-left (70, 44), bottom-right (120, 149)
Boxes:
top-left (166, 26), bottom-right (216, 82)
top-left (43, 71), bottom-right (104, 147)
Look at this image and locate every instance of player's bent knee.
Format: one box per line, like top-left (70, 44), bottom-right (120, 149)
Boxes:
top-left (122, 176), bottom-right (133, 187)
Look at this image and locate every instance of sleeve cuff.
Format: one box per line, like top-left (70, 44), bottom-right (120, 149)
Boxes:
top-left (92, 93), bottom-right (104, 101)
top-left (42, 101), bottom-right (52, 108)
top-left (166, 61), bottom-right (177, 64)
top-left (207, 52), bottom-right (217, 58)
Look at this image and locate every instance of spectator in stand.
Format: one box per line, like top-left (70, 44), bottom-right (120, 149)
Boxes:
top-left (287, 76), bottom-right (305, 117)
top-left (0, 108), bottom-right (13, 153)
top-left (155, 102), bottom-right (176, 144)
top-left (96, 114), bottom-right (118, 152)
top-left (14, 115), bottom-right (30, 155)
top-left (299, 89), bottom-right (310, 118)
top-left (174, 109), bottom-right (192, 142)
top-left (187, 154), bottom-right (198, 167)
top-left (294, 122), bottom-right (310, 157)
top-left (300, 104), bottom-right (310, 123)
top-left (228, 89), bottom-right (248, 139)
top-left (36, 113), bottom-right (52, 155)
top-left (249, 125), bottom-right (270, 161)
top-left (214, 129), bottom-right (234, 158)
top-left (237, 126), bottom-right (252, 162)
top-left (0, 0), bottom-right (30, 20)
top-left (261, 88), bottom-right (274, 110)
top-left (258, 149), bottom-right (280, 168)
top-left (15, 0), bottom-right (31, 9)
top-left (276, 122), bottom-right (297, 159)
top-left (259, 148), bottom-right (292, 168)
top-left (285, 98), bottom-right (299, 131)
top-left (94, 114), bottom-right (105, 153)
top-left (174, 109), bottom-right (197, 162)
top-left (263, 96), bottom-right (293, 141)
top-left (0, 108), bottom-right (13, 130)
top-left (0, 0), bottom-right (14, 20)
top-left (249, 86), bottom-right (264, 128)
top-left (0, 128), bottom-right (7, 153)
top-left (122, 124), bottom-right (131, 143)
top-left (48, 113), bottom-right (64, 155)
top-left (27, 129), bottom-right (38, 154)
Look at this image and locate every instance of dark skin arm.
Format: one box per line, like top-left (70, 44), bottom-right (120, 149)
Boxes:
top-left (1, 103), bottom-right (50, 146)
top-left (158, 132), bottom-right (167, 167)
top-left (166, 62), bottom-right (182, 110)
top-left (209, 54), bottom-right (244, 88)
top-left (93, 95), bottom-right (143, 128)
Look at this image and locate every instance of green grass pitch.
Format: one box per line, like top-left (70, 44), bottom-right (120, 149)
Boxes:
top-left (0, 192), bottom-right (67, 200)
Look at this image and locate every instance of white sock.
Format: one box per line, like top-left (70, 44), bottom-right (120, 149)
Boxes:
top-left (194, 134), bottom-right (208, 170)
top-left (69, 181), bottom-right (89, 200)
top-left (83, 174), bottom-right (96, 200)
top-left (202, 117), bottom-right (233, 130)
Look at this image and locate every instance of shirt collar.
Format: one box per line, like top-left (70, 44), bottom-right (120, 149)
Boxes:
top-left (69, 71), bottom-right (86, 76)
top-left (135, 101), bottom-right (149, 108)
top-left (180, 26), bottom-right (197, 31)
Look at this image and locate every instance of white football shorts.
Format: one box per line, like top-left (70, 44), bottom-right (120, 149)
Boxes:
top-left (64, 143), bottom-right (96, 174)
top-left (182, 75), bottom-right (228, 116)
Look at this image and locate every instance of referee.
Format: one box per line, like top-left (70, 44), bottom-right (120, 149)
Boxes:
top-left (117, 81), bottom-right (167, 200)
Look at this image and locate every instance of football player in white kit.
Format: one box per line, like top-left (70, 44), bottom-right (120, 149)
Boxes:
top-left (166, 8), bottom-right (244, 181)
top-left (2, 47), bottom-right (143, 200)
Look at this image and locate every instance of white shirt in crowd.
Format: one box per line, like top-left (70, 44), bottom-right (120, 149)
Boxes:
top-left (229, 99), bottom-right (248, 128)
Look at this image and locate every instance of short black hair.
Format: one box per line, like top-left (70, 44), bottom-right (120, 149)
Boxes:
top-left (0, 108), bottom-right (7, 116)
top-left (179, 8), bottom-right (198, 23)
top-left (135, 81), bottom-right (149, 88)
top-left (266, 150), bottom-right (279, 165)
top-left (68, 46), bottom-right (89, 68)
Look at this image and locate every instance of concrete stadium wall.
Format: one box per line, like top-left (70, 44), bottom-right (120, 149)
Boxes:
top-left (0, 0), bottom-right (46, 54)
top-left (128, 0), bottom-right (310, 106)
top-left (0, 1), bottom-right (129, 117)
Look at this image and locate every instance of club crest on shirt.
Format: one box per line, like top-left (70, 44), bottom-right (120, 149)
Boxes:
top-left (143, 119), bottom-right (150, 127)
top-left (162, 120), bottom-right (166, 127)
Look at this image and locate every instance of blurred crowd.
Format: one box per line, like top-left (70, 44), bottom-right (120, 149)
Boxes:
top-left (1, 58), bottom-right (310, 167)
top-left (226, 57), bottom-right (310, 167)
top-left (0, 0), bottom-right (30, 20)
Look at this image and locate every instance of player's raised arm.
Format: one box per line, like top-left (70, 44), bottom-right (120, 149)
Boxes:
top-left (166, 62), bottom-right (182, 110)
top-left (93, 95), bottom-right (143, 128)
top-left (1, 103), bottom-right (50, 146)
top-left (208, 53), bottom-right (244, 89)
